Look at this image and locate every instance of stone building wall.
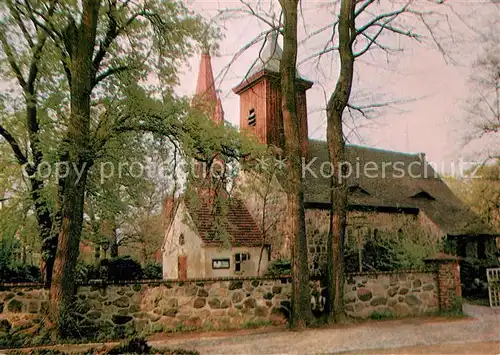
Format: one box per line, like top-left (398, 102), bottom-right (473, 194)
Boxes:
top-left (305, 209), bottom-right (442, 276)
top-left (237, 172), bottom-right (444, 272)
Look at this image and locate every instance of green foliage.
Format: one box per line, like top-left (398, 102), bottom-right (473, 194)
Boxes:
top-left (0, 232), bottom-right (41, 283)
top-left (76, 256), bottom-right (149, 282)
top-left (107, 336), bottom-right (152, 354)
top-left (446, 162), bottom-right (500, 234)
top-left (6, 351), bottom-right (65, 355)
top-left (143, 262), bottom-right (163, 280)
top-left (241, 320), bottom-right (273, 329)
top-left (370, 310), bottom-right (395, 320)
top-left (5, 341), bottom-right (201, 355)
top-left (0, 264), bottom-right (41, 283)
top-left (75, 261), bottom-right (102, 283)
top-left (106, 256), bottom-right (143, 281)
top-left (344, 226), bottom-right (442, 272)
top-left (166, 323), bottom-right (200, 333)
top-left (265, 259), bottom-right (291, 277)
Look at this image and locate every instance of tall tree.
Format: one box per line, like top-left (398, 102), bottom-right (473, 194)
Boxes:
top-left (325, 0), bottom-right (355, 323)
top-left (0, 0), bottom-right (215, 334)
top-left (0, 0), bottom-right (59, 284)
top-left (279, 0), bottom-right (313, 327)
top-left (317, 0), bottom-right (455, 322)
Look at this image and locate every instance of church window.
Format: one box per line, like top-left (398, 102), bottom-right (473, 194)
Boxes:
top-left (248, 108), bottom-right (256, 126)
top-left (179, 233), bottom-right (185, 246)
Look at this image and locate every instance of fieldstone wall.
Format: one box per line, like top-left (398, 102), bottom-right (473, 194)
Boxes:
top-left (0, 278), bottom-right (292, 339)
top-left (344, 271), bottom-right (438, 318)
top-left (74, 278), bottom-right (291, 334)
top-left (0, 285), bottom-right (48, 339)
top-left (0, 268), bottom-right (452, 338)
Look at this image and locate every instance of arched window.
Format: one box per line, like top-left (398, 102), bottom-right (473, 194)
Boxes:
top-left (179, 233), bottom-right (185, 246)
top-left (248, 108), bottom-right (256, 126)
top-left (373, 228), bottom-right (378, 239)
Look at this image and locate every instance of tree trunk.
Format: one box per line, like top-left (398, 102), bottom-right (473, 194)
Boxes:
top-left (48, 0), bottom-right (100, 335)
top-left (111, 226), bottom-right (119, 258)
top-left (279, 0), bottom-right (312, 328)
top-left (30, 176), bottom-right (56, 285)
top-left (26, 74), bottom-right (57, 285)
top-left (325, 0), bottom-right (355, 323)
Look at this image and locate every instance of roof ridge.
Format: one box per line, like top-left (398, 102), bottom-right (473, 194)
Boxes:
top-left (308, 139), bottom-right (422, 158)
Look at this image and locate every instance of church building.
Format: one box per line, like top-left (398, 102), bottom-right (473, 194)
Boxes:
top-left (161, 33), bottom-right (498, 280)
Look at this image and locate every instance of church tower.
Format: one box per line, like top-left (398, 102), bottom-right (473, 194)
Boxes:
top-left (192, 49), bottom-right (227, 194)
top-left (233, 32), bottom-right (312, 153)
top-left (193, 50), bottom-right (224, 124)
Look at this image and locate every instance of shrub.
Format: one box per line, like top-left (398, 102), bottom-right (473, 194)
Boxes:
top-left (0, 236), bottom-right (41, 283)
top-left (107, 336), bottom-right (151, 354)
top-left (0, 264), bottom-right (41, 283)
top-left (76, 256), bottom-right (143, 282)
top-left (370, 310), bottom-right (395, 320)
top-left (75, 261), bottom-right (101, 283)
top-left (242, 320), bottom-right (273, 329)
top-left (460, 257), bottom-right (499, 299)
top-left (143, 262), bottom-right (163, 279)
top-left (105, 336), bottom-right (200, 355)
top-left (265, 259), bottom-right (291, 277)
top-left (106, 256), bottom-right (143, 281)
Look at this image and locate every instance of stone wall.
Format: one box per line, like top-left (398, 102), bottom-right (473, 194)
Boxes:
top-left (0, 278), bottom-right (292, 339)
top-left (0, 265), bottom-right (459, 339)
top-left (0, 285), bottom-right (48, 339)
top-left (343, 271), bottom-right (438, 318)
top-left (75, 278), bottom-right (291, 334)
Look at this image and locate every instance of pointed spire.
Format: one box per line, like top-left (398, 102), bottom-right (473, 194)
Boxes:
top-left (195, 51), bottom-right (217, 105)
top-left (193, 50), bottom-right (224, 125)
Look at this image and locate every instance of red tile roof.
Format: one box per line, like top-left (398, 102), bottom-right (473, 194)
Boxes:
top-left (186, 195), bottom-right (265, 247)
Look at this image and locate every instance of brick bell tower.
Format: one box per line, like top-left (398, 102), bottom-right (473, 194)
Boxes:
top-left (232, 31), bottom-right (313, 153)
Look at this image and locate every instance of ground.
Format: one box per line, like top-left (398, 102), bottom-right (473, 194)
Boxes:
top-left (2, 303), bottom-right (499, 354)
top-left (339, 342), bottom-right (500, 354)
top-left (150, 304), bottom-right (499, 354)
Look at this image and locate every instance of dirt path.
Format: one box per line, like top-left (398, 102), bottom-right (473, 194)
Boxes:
top-left (340, 341), bottom-right (500, 354)
top-left (151, 304), bottom-right (500, 354)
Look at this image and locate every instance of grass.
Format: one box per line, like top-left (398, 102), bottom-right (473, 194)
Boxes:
top-left (241, 320), bottom-right (273, 329)
top-left (370, 311), bottom-right (396, 320)
top-left (464, 296), bottom-right (490, 307)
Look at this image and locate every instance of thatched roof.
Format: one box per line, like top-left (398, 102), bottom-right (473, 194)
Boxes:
top-left (304, 140), bottom-right (495, 237)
